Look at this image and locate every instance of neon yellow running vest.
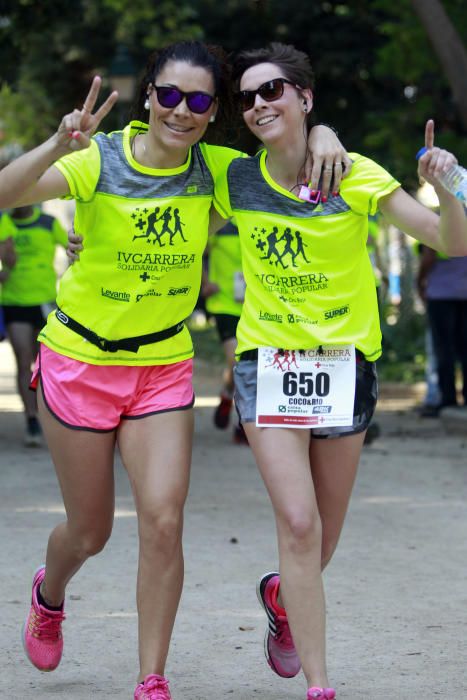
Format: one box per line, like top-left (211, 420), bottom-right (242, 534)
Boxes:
top-left (0, 207), bottom-right (67, 305)
top-left (39, 122), bottom-right (243, 365)
top-left (214, 151), bottom-right (400, 361)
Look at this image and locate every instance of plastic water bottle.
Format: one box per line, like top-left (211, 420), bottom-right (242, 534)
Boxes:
top-left (416, 147), bottom-right (467, 203)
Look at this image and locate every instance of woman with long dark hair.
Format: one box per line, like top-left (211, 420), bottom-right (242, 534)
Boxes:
top-left (0, 40), bottom-right (348, 699)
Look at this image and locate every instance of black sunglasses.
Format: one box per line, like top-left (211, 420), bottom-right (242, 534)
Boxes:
top-left (237, 77), bottom-right (301, 112)
top-left (153, 85), bottom-right (215, 115)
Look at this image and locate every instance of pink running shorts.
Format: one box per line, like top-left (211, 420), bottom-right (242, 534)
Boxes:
top-left (31, 344), bottom-right (194, 432)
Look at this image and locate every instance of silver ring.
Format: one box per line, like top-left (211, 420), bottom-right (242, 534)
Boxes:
top-left (334, 162), bottom-right (342, 167)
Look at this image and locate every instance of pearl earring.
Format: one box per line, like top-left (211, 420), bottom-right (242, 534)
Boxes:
top-left (303, 103), bottom-right (308, 113)
top-left (144, 98), bottom-right (150, 110)
top-left (209, 115), bottom-right (216, 123)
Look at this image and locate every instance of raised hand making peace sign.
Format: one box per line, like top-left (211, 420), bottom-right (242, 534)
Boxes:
top-left (56, 76), bottom-right (119, 152)
top-left (0, 76), bottom-right (119, 210)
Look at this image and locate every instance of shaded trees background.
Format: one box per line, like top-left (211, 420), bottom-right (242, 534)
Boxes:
top-left (0, 0), bottom-right (465, 378)
top-left (0, 0), bottom-right (466, 190)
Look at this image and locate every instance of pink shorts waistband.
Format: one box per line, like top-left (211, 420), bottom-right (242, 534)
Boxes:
top-left (31, 344), bottom-right (194, 432)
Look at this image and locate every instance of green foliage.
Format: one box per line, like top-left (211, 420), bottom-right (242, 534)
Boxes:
top-left (0, 0), bottom-right (202, 145)
top-left (0, 81), bottom-right (56, 149)
top-left (102, 0), bottom-right (202, 48)
top-left (0, 1), bottom-right (118, 141)
top-left (377, 353), bottom-right (426, 384)
top-left (0, 0), bottom-right (465, 180)
top-left (194, 0), bottom-right (467, 181)
top-left (365, 0), bottom-right (467, 186)
top-left (379, 305), bottom-right (426, 382)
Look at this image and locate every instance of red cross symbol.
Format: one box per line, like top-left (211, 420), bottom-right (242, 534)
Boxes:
top-left (315, 362), bottom-right (321, 368)
top-left (319, 417), bottom-right (325, 423)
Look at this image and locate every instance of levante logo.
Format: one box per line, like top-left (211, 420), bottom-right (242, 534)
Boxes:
top-left (251, 225), bottom-right (309, 270)
top-left (131, 205), bottom-right (187, 247)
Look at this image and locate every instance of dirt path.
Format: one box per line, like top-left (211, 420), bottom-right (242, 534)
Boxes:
top-left (1, 341), bottom-right (466, 699)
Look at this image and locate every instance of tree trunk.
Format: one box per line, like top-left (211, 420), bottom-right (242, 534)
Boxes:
top-left (411, 0), bottom-right (467, 130)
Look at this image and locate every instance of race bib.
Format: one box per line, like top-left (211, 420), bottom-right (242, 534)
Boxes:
top-left (256, 345), bottom-right (356, 428)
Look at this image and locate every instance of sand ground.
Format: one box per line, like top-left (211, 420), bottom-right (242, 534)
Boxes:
top-left (1, 340), bottom-right (466, 699)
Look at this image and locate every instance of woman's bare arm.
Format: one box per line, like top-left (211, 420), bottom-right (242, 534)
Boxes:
top-left (0, 76), bottom-right (118, 209)
top-left (379, 121), bottom-right (467, 256)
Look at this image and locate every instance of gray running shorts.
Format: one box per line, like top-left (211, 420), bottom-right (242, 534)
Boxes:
top-left (234, 352), bottom-right (378, 439)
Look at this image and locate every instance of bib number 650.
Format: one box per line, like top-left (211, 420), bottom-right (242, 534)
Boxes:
top-left (282, 371), bottom-right (330, 398)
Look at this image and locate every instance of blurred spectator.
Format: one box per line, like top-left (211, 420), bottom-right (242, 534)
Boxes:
top-left (0, 205), bottom-right (67, 445)
top-left (417, 244), bottom-right (467, 415)
top-left (0, 234), bottom-right (16, 340)
top-left (202, 221), bottom-right (248, 444)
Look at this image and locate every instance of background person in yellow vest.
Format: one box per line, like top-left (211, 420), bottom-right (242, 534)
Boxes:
top-left (0, 205), bottom-right (67, 446)
top-left (0, 232), bottom-right (16, 340)
top-left (201, 220), bottom-right (248, 444)
top-left (213, 43), bottom-right (467, 699)
top-left (0, 40), bottom-right (349, 700)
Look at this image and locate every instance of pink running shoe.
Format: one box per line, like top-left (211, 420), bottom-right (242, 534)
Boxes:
top-left (307, 688), bottom-right (336, 699)
top-left (256, 571), bottom-right (301, 678)
top-left (134, 674), bottom-right (172, 700)
top-left (22, 565), bottom-right (65, 671)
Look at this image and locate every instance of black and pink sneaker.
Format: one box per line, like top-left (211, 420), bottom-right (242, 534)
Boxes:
top-left (22, 565), bottom-right (65, 671)
top-left (256, 571), bottom-right (301, 678)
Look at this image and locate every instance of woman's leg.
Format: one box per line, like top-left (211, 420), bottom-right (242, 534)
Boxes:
top-left (310, 432), bottom-right (366, 570)
top-left (222, 336), bottom-right (237, 396)
top-left (117, 408), bottom-right (193, 682)
top-left (243, 422), bottom-right (328, 689)
top-left (427, 299), bottom-right (458, 406)
top-left (454, 300), bottom-right (467, 405)
top-left (214, 336), bottom-right (238, 429)
top-left (7, 321), bottom-right (38, 418)
top-left (37, 386), bottom-right (116, 605)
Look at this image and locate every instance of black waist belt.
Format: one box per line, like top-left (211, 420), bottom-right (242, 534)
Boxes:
top-left (55, 308), bottom-right (184, 353)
